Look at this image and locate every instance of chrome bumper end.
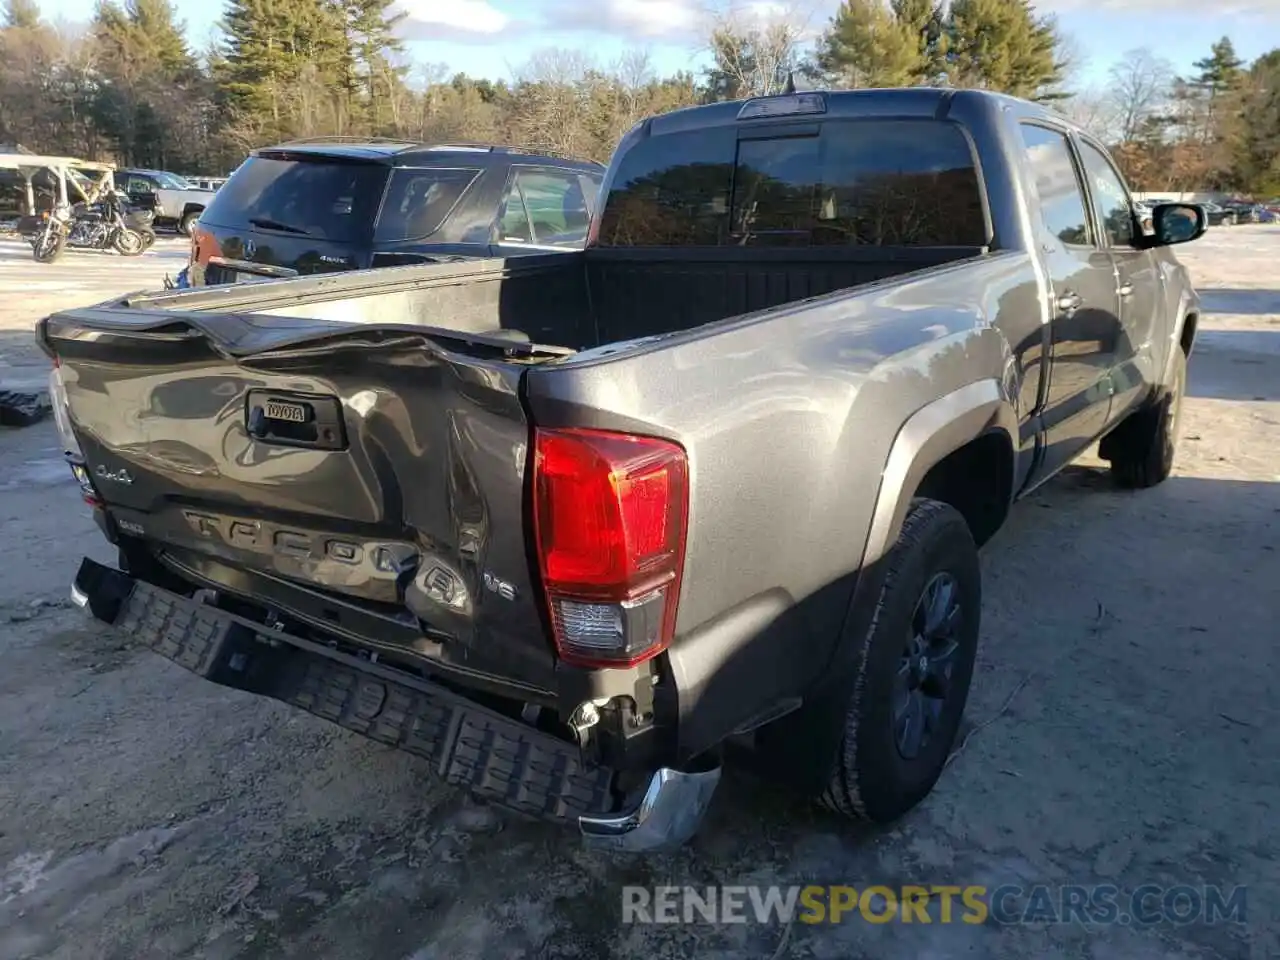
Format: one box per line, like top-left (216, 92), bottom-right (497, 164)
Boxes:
top-left (578, 766), bottom-right (721, 853)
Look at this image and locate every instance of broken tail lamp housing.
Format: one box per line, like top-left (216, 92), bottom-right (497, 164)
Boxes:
top-left (49, 357), bottom-right (96, 506)
top-left (533, 428), bottom-right (689, 669)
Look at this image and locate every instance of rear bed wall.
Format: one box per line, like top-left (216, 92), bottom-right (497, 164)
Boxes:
top-left (585, 246), bottom-right (985, 343)
top-left (206, 246), bottom-right (984, 350)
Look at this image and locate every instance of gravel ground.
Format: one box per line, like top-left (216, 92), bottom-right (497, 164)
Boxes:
top-left (0, 229), bottom-right (1277, 960)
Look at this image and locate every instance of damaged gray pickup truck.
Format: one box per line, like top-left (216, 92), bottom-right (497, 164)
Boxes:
top-left (44, 88), bottom-right (1205, 851)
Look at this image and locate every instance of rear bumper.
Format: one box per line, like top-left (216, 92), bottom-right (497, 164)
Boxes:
top-left (70, 557), bottom-right (717, 851)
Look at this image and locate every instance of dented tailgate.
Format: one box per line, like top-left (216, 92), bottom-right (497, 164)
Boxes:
top-left (41, 308), bottom-right (558, 683)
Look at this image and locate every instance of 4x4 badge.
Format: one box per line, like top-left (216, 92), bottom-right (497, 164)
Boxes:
top-left (94, 464), bottom-right (133, 485)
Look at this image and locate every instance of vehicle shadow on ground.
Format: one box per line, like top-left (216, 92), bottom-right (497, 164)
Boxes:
top-left (1187, 328), bottom-right (1279, 401)
top-left (1198, 288), bottom-right (1280, 317)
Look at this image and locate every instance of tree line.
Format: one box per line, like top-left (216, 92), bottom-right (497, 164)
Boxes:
top-left (0, 0), bottom-right (1275, 195)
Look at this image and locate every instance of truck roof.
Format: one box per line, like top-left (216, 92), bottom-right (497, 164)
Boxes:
top-left (252, 139), bottom-right (605, 171)
top-left (640, 87), bottom-right (1081, 138)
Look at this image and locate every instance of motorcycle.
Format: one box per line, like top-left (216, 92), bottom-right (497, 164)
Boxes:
top-left (31, 189), bottom-right (156, 263)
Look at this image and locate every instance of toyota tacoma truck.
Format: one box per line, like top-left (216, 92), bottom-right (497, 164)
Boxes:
top-left (117, 168), bottom-right (216, 236)
top-left (42, 88), bottom-right (1205, 852)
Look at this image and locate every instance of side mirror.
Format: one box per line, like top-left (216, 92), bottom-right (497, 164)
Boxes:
top-left (1143, 203), bottom-right (1207, 248)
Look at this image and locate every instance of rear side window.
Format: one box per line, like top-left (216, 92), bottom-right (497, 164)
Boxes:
top-left (201, 156), bottom-right (388, 242)
top-left (498, 168), bottom-right (600, 247)
top-left (1018, 125), bottom-right (1091, 247)
top-left (373, 167), bottom-right (480, 242)
top-left (596, 119), bottom-right (987, 247)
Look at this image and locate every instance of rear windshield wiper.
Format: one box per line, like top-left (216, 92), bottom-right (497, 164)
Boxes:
top-left (248, 217), bottom-right (310, 235)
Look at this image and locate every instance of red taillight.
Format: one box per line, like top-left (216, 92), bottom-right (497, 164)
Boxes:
top-left (533, 428), bottom-right (689, 669)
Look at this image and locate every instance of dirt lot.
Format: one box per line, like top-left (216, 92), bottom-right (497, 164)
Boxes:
top-left (1, 229), bottom-right (1277, 960)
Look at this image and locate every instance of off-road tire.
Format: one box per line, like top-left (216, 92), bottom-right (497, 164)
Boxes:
top-left (818, 498), bottom-right (981, 823)
top-left (1103, 348), bottom-right (1186, 489)
top-left (178, 211), bottom-right (200, 236)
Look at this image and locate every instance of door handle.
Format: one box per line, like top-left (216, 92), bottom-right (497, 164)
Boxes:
top-left (1118, 283), bottom-right (1134, 298)
top-left (1056, 292), bottom-right (1083, 313)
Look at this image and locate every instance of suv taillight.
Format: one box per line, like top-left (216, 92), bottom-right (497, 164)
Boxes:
top-left (533, 428), bottom-right (689, 669)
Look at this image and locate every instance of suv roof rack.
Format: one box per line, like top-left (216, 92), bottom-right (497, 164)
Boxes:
top-left (269, 137), bottom-right (599, 165)
top-left (500, 145), bottom-right (600, 164)
top-left (421, 143), bottom-right (497, 153)
top-left (415, 142), bottom-right (598, 164)
top-left (278, 136), bottom-right (419, 147)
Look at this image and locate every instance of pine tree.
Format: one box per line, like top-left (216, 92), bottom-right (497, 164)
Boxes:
top-left (344, 0), bottom-right (406, 131)
top-left (219, 0), bottom-right (348, 136)
top-left (890, 0), bottom-right (948, 81)
top-left (1178, 37), bottom-right (1250, 185)
top-left (128, 0), bottom-right (194, 74)
top-left (91, 0), bottom-right (199, 165)
top-left (1193, 37), bottom-right (1245, 98)
top-left (814, 0), bottom-right (925, 88)
top-left (1, 0), bottom-right (39, 29)
top-left (1235, 50), bottom-right (1280, 194)
top-left (944, 0), bottom-right (1062, 99)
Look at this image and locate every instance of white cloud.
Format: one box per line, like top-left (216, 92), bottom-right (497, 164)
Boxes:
top-left (1038, 0), bottom-right (1278, 12)
top-left (553, 0), bottom-right (701, 39)
top-left (540, 0), bottom-right (820, 42)
top-left (612, 0), bottom-right (702, 37)
top-left (398, 0), bottom-right (510, 35)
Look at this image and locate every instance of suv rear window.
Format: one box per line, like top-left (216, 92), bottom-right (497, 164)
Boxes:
top-left (201, 156), bottom-right (388, 242)
top-left (373, 167), bottom-right (481, 242)
top-left (596, 119), bottom-right (987, 247)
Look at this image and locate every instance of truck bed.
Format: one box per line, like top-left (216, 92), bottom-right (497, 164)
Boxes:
top-left (132, 245), bottom-right (985, 350)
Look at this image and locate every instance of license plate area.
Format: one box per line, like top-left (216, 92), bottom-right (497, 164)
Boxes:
top-left (246, 390), bottom-right (347, 450)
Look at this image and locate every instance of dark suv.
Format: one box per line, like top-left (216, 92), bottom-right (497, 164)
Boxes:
top-left (188, 140), bottom-right (605, 286)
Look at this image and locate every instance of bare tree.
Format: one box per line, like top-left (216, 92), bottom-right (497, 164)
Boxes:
top-left (1053, 86), bottom-right (1121, 142)
top-left (507, 48), bottom-right (598, 158)
top-left (1108, 47), bottom-right (1175, 143)
top-left (1051, 31), bottom-right (1088, 95)
top-left (702, 1), bottom-right (811, 99)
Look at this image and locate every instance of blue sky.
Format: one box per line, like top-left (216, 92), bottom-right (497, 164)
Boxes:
top-left (33, 0), bottom-right (1280, 88)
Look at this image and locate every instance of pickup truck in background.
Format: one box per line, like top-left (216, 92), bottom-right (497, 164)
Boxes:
top-left (45, 88), bottom-right (1205, 852)
top-left (117, 168), bottom-right (216, 236)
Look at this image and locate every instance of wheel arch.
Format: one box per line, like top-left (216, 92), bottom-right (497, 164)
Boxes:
top-left (1161, 298), bottom-right (1200, 388)
top-left (752, 382), bottom-right (1014, 793)
top-left (860, 379), bottom-right (1019, 568)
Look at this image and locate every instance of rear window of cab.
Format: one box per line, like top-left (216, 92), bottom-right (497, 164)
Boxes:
top-left (596, 118), bottom-right (987, 248)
